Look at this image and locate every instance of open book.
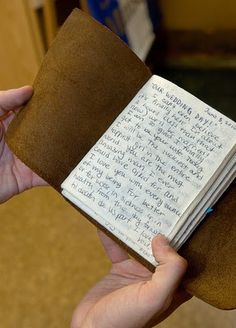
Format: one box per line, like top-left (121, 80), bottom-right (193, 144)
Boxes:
top-left (6, 9), bottom-right (236, 309)
top-left (61, 75), bottom-right (236, 266)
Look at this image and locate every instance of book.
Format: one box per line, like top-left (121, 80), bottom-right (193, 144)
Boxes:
top-left (117, 0), bottom-right (155, 59)
top-left (84, 0), bottom-right (156, 59)
top-left (6, 9), bottom-right (236, 309)
top-left (86, 0), bottom-right (129, 43)
top-left (61, 74), bottom-right (236, 265)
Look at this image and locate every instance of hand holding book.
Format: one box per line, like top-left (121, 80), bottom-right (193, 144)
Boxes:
top-left (6, 9), bottom-right (236, 309)
top-left (0, 86), bottom-right (190, 327)
top-left (61, 75), bottom-right (236, 266)
top-left (0, 86), bottom-right (46, 203)
top-left (71, 232), bottom-right (189, 328)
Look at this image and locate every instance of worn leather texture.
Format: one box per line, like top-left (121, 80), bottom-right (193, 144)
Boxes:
top-left (6, 9), bottom-right (236, 310)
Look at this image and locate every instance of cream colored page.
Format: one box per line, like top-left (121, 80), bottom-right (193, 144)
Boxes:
top-left (62, 75), bottom-right (236, 265)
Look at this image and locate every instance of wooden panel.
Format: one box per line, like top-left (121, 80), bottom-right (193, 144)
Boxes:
top-left (0, 0), bottom-right (44, 89)
top-left (43, 0), bottom-right (58, 47)
top-left (159, 0), bottom-right (236, 30)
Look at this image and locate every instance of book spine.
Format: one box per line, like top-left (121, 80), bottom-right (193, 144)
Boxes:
top-left (87, 0), bottom-right (129, 43)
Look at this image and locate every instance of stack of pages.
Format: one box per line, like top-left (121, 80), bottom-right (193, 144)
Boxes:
top-left (61, 75), bottom-right (236, 266)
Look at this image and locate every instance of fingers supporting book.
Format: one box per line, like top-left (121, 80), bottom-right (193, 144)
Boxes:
top-left (134, 235), bottom-right (188, 319)
top-left (0, 86), bottom-right (33, 117)
top-left (152, 235), bottom-right (188, 288)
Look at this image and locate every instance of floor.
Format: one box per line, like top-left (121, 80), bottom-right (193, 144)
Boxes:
top-left (0, 68), bottom-right (235, 327)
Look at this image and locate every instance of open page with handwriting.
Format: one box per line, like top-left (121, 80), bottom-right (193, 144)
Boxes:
top-left (61, 75), bottom-right (236, 266)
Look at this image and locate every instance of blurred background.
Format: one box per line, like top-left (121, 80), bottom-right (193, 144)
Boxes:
top-left (0, 1), bottom-right (235, 327)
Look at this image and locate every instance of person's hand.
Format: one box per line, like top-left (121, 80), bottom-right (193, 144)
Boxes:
top-left (0, 86), bottom-right (47, 203)
top-left (71, 232), bottom-right (191, 328)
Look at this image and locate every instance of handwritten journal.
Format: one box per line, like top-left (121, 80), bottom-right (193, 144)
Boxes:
top-left (6, 9), bottom-right (236, 309)
top-left (61, 75), bottom-right (236, 266)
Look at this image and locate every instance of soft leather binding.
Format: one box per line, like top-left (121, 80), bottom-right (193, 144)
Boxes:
top-left (6, 9), bottom-right (236, 310)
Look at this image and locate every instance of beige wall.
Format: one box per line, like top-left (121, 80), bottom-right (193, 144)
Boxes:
top-left (159, 0), bottom-right (236, 30)
top-left (0, 0), bottom-right (44, 89)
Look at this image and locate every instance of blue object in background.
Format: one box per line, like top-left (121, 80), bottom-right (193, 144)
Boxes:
top-left (87, 0), bottom-right (129, 43)
top-left (206, 208), bottom-right (214, 214)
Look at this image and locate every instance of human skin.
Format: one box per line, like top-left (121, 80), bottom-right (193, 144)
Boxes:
top-left (71, 231), bottom-right (190, 328)
top-left (0, 87), bottom-right (190, 328)
top-left (0, 86), bottom-right (46, 203)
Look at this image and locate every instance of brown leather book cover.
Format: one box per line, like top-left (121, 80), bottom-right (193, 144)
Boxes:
top-left (6, 9), bottom-right (236, 310)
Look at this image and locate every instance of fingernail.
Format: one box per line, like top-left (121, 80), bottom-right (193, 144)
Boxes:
top-left (153, 234), bottom-right (169, 247)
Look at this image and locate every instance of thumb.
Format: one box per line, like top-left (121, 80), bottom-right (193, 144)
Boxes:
top-left (116, 236), bottom-right (188, 328)
top-left (0, 86), bottom-right (33, 117)
top-left (150, 235), bottom-right (187, 305)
